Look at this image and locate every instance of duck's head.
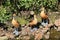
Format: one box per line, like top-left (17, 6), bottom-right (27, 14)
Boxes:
top-left (13, 13), bottom-right (16, 16)
top-left (12, 13), bottom-right (16, 19)
top-left (34, 15), bottom-right (37, 18)
top-left (41, 6), bottom-right (45, 12)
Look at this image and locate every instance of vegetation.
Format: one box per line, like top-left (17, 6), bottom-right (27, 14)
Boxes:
top-left (0, 6), bottom-right (11, 23)
top-left (0, 0), bottom-right (58, 23)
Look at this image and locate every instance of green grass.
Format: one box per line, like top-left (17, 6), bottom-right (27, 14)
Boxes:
top-left (16, 17), bottom-right (29, 25)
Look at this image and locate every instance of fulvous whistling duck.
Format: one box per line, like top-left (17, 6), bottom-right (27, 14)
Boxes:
top-left (40, 7), bottom-right (49, 27)
top-left (12, 14), bottom-right (19, 28)
top-left (12, 13), bottom-right (20, 36)
top-left (29, 15), bottom-right (37, 27)
top-left (29, 14), bottom-right (39, 32)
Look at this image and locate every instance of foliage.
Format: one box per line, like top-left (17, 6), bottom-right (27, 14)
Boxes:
top-left (0, 0), bottom-right (58, 23)
top-left (2, 0), bottom-right (58, 11)
top-left (0, 6), bottom-right (11, 23)
top-left (11, 0), bottom-right (58, 11)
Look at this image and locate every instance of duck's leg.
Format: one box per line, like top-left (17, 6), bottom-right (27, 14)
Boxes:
top-left (30, 26), bottom-right (38, 32)
top-left (41, 18), bottom-right (49, 27)
top-left (13, 28), bottom-right (19, 36)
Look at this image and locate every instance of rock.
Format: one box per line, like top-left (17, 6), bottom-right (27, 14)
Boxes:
top-left (40, 26), bottom-right (43, 29)
top-left (0, 33), bottom-right (5, 37)
top-left (41, 27), bottom-right (49, 33)
top-left (26, 27), bottom-right (32, 35)
top-left (21, 27), bottom-right (29, 35)
top-left (35, 32), bottom-right (43, 40)
top-left (47, 23), bottom-right (53, 28)
top-left (0, 29), bottom-right (5, 37)
top-left (0, 36), bottom-right (8, 40)
top-left (44, 32), bottom-right (50, 39)
top-left (30, 11), bottom-right (34, 15)
top-left (54, 19), bottom-right (60, 26)
top-left (57, 27), bottom-right (60, 31)
top-left (19, 35), bottom-right (30, 40)
top-left (23, 36), bottom-right (30, 40)
top-left (5, 32), bottom-right (15, 39)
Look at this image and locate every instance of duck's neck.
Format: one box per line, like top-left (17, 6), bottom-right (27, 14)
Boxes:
top-left (41, 10), bottom-right (44, 13)
top-left (41, 7), bottom-right (45, 13)
top-left (34, 15), bottom-right (37, 20)
top-left (12, 16), bottom-right (15, 20)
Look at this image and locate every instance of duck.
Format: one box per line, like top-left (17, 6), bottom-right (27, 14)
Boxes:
top-left (12, 13), bottom-right (21, 36)
top-left (40, 7), bottom-right (49, 27)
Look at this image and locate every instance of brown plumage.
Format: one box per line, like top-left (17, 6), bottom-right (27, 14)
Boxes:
top-left (29, 15), bottom-right (37, 27)
top-left (40, 7), bottom-right (50, 27)
top-left (12, 14), bottom-right (19, 28)
top-left (40, 7), bottom-right (48, 19)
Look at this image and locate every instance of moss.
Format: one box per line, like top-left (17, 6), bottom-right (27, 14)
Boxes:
top-left (16, 17), bottom-right (29, 25)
